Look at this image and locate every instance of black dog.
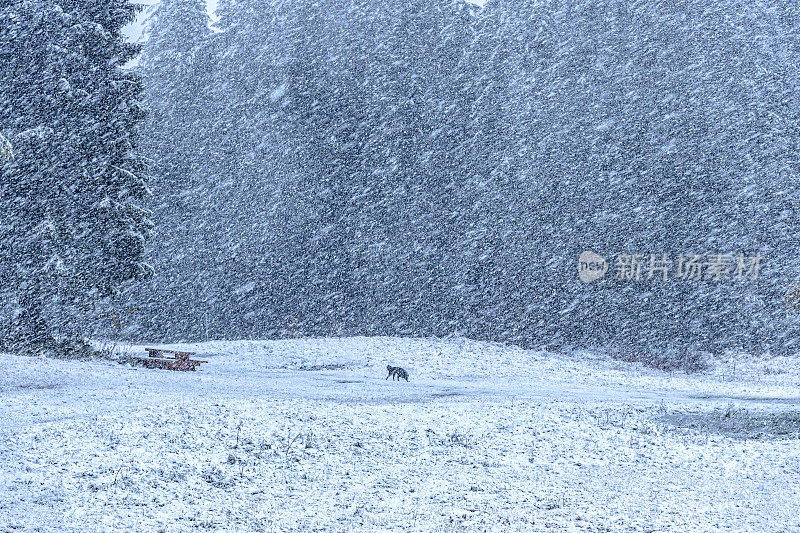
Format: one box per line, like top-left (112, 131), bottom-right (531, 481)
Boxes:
top-left (386, 365), bottom-right (409, 381)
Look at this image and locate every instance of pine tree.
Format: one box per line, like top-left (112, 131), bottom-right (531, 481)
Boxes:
top-left (0, 0), bottom-right (152, 352)
top-left (140, 0), bottom-right (211, 193)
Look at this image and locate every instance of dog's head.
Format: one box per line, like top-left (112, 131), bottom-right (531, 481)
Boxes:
top-left (386, 365), bottom-right (392, 371)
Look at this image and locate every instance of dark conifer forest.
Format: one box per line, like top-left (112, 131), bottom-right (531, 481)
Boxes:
top-left (3, 0), bottom-right (800, 359)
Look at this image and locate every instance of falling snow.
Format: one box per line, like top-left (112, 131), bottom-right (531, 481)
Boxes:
top-left (1, 0), bottom-right (799, 530)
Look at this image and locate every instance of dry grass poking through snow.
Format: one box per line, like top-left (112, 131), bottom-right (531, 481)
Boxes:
top-left (0, 338), bottom-right (799, 531)
top-left (1, 398), bottom-right (799, 531)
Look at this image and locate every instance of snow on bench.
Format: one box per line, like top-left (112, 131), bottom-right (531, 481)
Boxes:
top-left (131, 348), bottom-right (209, 371)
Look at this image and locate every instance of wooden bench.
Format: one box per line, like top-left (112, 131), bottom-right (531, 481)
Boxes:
top-left (132, 348), bottom-right (208, 371)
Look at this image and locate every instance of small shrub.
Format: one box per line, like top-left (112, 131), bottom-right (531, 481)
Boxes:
top-left (47, 337), bottom-right (96, 360)
top-left (763, 365), bottom-right (788, 375)
top-left (445, 431), bottom-right (473, 447)
top-left (611, 345), bottom-right (709, 373)
top-left (201, 466), bottom-right (232, 488)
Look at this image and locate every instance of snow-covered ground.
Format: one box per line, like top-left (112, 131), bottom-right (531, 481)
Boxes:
top-left (1, 337), bottom-right (799, 531)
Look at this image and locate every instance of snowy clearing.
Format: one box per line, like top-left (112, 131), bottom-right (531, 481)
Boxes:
top-left (1, 337), bottom-right (799, 532)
